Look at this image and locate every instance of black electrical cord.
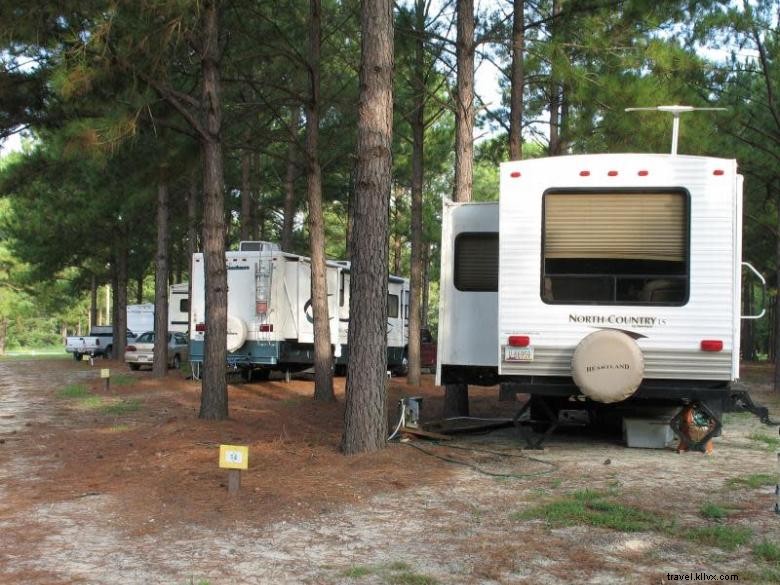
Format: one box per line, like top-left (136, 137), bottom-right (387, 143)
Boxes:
top-left (402, 440), bottom-right (559, 479)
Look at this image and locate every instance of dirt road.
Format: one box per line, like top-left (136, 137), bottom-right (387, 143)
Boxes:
top-left (0, 358), bottom-right (778, 584)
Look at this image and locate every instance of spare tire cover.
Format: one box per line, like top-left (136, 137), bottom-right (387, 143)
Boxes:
top-left (571, 330), bottom-right (644, 403)
top-left (226, 315), bottom-right (248, 352)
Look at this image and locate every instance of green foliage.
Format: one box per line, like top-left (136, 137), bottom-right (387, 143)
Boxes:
top-left (683, 525), bottom-right (753, 551)
top-left (754, 540), bottom-right (780, 564)
top-left (699, 502), bottom-right (729, 520)
top-left (56, 384), bottom-right (90, 399)
top-left (727, 474), bottom-right (777, 489)
top-left (100, 398), bottom-right (141, 415)
top-left (749, 432), bottom-right (780, 451)
top-left (514, 489), bottom-right (668, 532)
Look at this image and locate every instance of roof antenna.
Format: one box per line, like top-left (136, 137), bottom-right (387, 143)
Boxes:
top-left (624, 105), bottom-right (726, 155)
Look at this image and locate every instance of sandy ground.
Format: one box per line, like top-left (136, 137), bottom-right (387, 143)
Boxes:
top-left (0, 357), bottom-right (778, 585)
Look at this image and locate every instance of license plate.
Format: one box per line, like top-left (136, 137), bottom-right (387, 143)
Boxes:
top-left (504, 346), bottom-right (534, 362)
top-left (138, 356), bottom-right (151, 362)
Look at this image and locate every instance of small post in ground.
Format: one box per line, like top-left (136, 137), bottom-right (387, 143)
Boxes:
top-left (100, 368), bottom-right (110, 392)
top-left (219, 444), bottom-right (249, 496)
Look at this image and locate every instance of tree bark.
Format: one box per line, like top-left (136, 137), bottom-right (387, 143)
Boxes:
top-left (153, 181), bottom-right (170, 378)
top-left (113, 240), bottom-right (129, 360)
top-left (0, 317), bottom-right (7, 356)
top-left (90, 274), bottom-right (98, 331)
top-left (508, 0), bottom-right (525, 160)
top-left (240, 137), bottom-right (252, 242)
top-left (199, 0), bottom-right (229, 419)
top-left (548, 0), bottom-right (562, 156)
top-left (342, 0), bottom-right (394, 455)
top-left (407, 0), bottom-right (426, 387)
top-left (446, 0), bottom-right (475, 415)
top-left (453, 0), bottom-right (474, 203)
top-left (282, 109), bottom-right (299, 252)
top-left (307, 0), bottom-right (335, 401)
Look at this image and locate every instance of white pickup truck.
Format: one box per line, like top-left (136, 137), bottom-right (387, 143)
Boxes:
top-left (65, 325), bottom-right (136, 360)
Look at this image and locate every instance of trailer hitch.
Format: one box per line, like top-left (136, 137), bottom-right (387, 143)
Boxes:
top-left (727, 389), bottom-right (780, 426)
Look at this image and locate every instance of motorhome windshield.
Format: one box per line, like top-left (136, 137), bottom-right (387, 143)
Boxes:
top-left (541, 189), bottom-right (689, 306)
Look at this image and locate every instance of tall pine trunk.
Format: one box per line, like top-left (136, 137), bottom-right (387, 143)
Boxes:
top-left (446, 0), bottom-right (475, 415)
top-left (307, 0), bottom-right (334, 401)
top-left (548, 0), bottom-right (562, 155)
top-left (508, 0), bottom-right (524, 160)
top-left (240, 138), bottom-right (252, 242)
top-left (342, 0), bottom-right (394, 454)
top-left (453, 0), bottom-right (474, 203)
top-left (153, 182), bottom-right (170, 378)
top-left (199, 0), bottom-right (229, 420)
top-left (282, 109), bottom-right (299, 252)
top-left (90, 274), bottom-right (98, 331)
top-left (113, 240), bottom-right (129, 360)
top-left (407, 0), bottom-right (426, 387)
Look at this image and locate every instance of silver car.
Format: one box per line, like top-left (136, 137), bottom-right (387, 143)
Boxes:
top-left (124, 331), bottom-right (189, 371)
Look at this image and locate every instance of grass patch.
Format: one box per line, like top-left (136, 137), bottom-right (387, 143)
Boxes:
top-left (684, 525), bottom-right (752, 551)
top-left (343, 566), bottom-right (374, 578)
top-left (749, 432), bottom-right (780, 450)
top-left (387, 572), bottom-right (437, 585)
top-left (341, 562), bottom-right (436, 584)
top-left (722, 411), bottom-right (753, 424)
top-left (57, 384), bottom-right (91, 398)
top-left (513, 489), bottom-right (668, 533)
top-left (699, 502), bottom-right (729, 520)
top-left (727, 473), bottom-right (777, 489)
top-left (754, 540), bottom-right (780, 564)
top-left (744, 568), bottom-right (780, 584)
top-left (80, 396), bottom-right (104, 409)
top-left (110, 373), bottom-right (136, 387)
top-left (100, 399), bottom-right (141, 415)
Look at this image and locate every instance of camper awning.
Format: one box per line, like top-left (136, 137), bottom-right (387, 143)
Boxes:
top-left (544, 191), bottom-right (686, 261)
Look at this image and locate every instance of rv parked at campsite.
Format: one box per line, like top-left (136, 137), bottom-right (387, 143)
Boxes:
top-left (189, 242), bottom-right (410, 380)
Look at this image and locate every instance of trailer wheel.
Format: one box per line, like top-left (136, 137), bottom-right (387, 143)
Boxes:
top-left (104, 346), bottom-right (112, 359)
top-left (129, 363), bottom-right (140, 371)
top-left (172, 355), bottom-right (181, 370)
top-left (571, 330), bottom-right (644, 403)
top-left (73, 352), bottom-right (82, 361)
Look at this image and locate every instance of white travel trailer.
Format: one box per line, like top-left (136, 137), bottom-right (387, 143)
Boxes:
top-left (190, 241), bottom-right (410, 378)
top-left (126, 303), bottom-right (155, 337)
top-left (437, 153), bottom-right (766, 433)
top-left (168, 282), bottom-right (189, 333)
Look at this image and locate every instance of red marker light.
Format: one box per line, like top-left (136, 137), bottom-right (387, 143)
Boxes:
top-left (508, 335), bottom-right (530, 347)
top-left (713, 169), bottom-right (725, 176)
top-left (700, 340), bottom-right (723, 352)
top-left (510, 171), bottom-right (522, 178)
top-left (580, 170), bottom-right (590, 177)
top-left (195, 323), bottom-right (206, 333)
top-left (608, 170), bottom-right (618, 177)
top-left (638, 170), bottom-right (649, 176)
top-left (259, 324), bottom-right (274, 332)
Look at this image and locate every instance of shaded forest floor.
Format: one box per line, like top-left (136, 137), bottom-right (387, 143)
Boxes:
top-left (0, 357), bottom-right (779, 584)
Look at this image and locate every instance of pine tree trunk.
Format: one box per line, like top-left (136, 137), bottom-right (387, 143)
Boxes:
top-left (240, 139), bottom-right (252, 242)
top-left (453, 0), bottom-right (474, 203)
top-left (548, 0), bottom-right (562, 156)
top-left (307, 0), bottom-right (335, 401)
top-left (153, 182), bottom-right (170, 378)
top-left (407, 0), bottom-right (426, 387)
top-left (199, 0), bottom-right (229, 419)
top-left (282, 109), bottom-right (299, 252)
top-left (114, 240), bottom-right (129, 360)
top-left (90, 275), bottom-right (98, 331)
top-left (342, 0), bottom-right (394, 455)
top-left (509, 0), bottom-right (524, 160)
top-left (0, 317), bottom-right (7, 356)
top-left (446, 0), bottom-right (474, 415)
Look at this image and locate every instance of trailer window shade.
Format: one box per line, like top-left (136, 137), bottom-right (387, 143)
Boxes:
top-left (544, 192), bottom-right (685, 261)
top-left (179, 299), bottom-right (189, 313)
top-left (388, 294), bottom-right (399, 318)
top-left (455, 232), bottom-right (499, 292)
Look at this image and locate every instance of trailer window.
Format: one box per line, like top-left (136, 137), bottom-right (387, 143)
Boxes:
top-left (179, 299), bottom-right (189, 313)
top-left (542, 190), bottom-right (689, 306)
top-left (388, 294), bottom-right (399, 318)
top-left (454, 232), bottom-right (498, 292)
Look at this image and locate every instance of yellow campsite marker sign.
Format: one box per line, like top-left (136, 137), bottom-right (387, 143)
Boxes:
top-left (100, 369), bottom-right (110, 379)
top-left (219, 444), bottom-right (248, 495)
top-left (219, 444), bottom-right (249, 470)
